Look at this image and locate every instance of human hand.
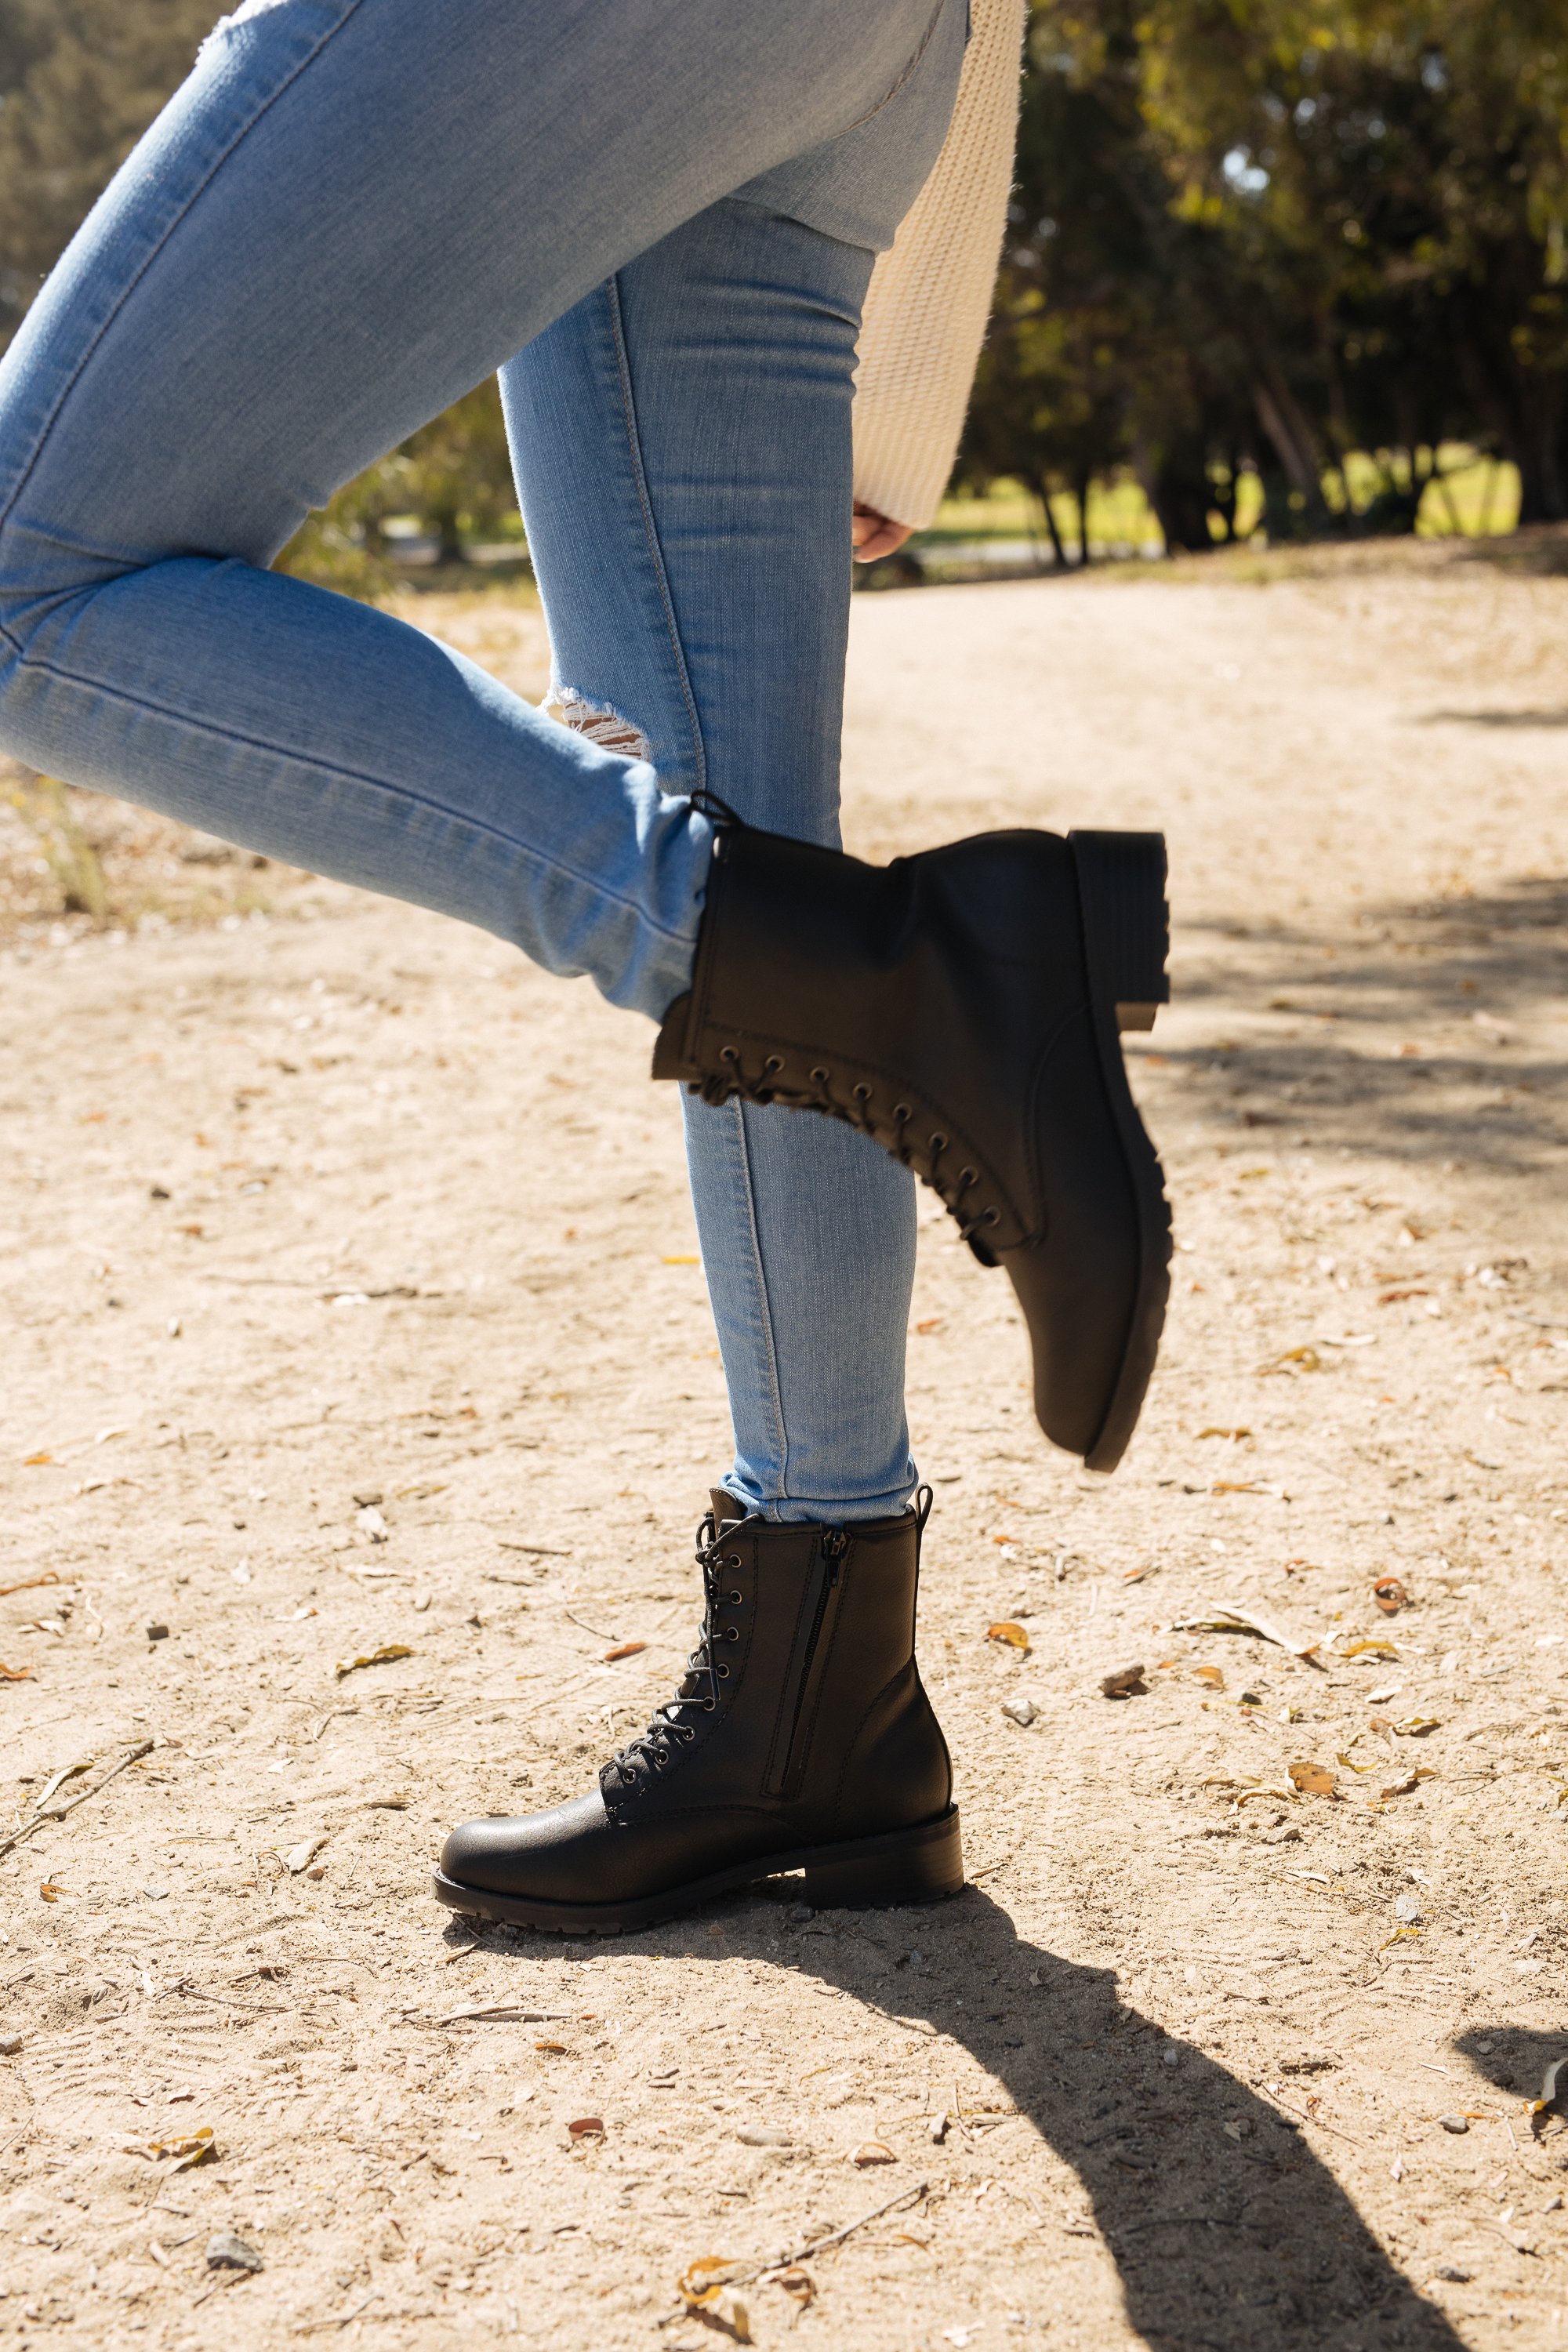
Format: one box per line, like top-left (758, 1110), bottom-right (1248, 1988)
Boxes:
top-left (852, 501), bottom-right (915, 563)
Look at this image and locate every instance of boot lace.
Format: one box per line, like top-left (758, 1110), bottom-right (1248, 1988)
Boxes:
top-left (607, 1509), bottom-right (745, 1791)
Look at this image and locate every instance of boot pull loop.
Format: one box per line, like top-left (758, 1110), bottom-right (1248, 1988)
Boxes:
top-left (915, 1483), bottom-right (935, 1540)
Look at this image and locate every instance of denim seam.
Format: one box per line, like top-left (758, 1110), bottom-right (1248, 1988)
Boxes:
top-left (0, 0), bottom-right (368, 539)
top-left (729, 1102), bottom-right (793, 1516)
top-left (604, 276), bottom-right (706, 793)
top-left (828, 0), bottom-right (948, 140)
top-left (2, 642), bottom-right (695, 944)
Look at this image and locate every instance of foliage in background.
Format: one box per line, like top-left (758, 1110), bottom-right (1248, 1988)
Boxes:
top-left (962, 0), bottom-right (1568, 548)
top-left (0, 0), bottom-right (214, 348)
top-left (2, 767), bottom-right (107, 917)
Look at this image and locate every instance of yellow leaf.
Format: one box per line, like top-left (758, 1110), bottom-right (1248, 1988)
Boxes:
top-left (850, 2140), bottom-right (898, 2165)
top-left (1392, 1715), bottom-right (1440, 1737)
top-left (1288, 1761), bottom-right (1337, 1797)
top-left (146, 2126), bottom-right (216, 2170)
top-left (333, 1643), bottom-right (413, 1680)
top-left (986, 1621), bottom-right (1030, 1653)
top-left (1337, 1639), bottom-right (1398, 1661)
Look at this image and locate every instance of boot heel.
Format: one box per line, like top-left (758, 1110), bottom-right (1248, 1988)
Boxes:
top-left (1069, 829), bottom-right (1169, 1030)
top-left (803, 1806), bottom-right (964, 1910)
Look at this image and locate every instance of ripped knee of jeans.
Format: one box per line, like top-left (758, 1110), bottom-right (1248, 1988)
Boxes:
top-left (541, 685), bottom-right (652, 764)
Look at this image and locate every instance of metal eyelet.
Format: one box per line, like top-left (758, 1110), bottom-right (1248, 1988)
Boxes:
top-left (703, 1697), bottom-right (717, 1711)
top-left (720, 1045), bottom-right (739, 1063)
top-left (729, 1590), bottom-right (743, 1606)
top-left (893, 1102), bottom-right (911, 1120)
top-left (727, 1553), bottom-right (742, 1569)
top-left (811, 1065), bottom-right (829, 1083)
top-left (764, 1054), bottom-right (784, 1073)
top-left (653, 1752), bottom-right (666, 1766)
top-left (959, 1165), bottom-right (977, 1185)
top-left (928, 1131), bottom-right (948, 1151)
top-left (725, 1625), bottom-right (740, 1640)
top-left (717, 1664), bottom-right (730, 1678)
top-left (983, 1206), bottom-right (1000, 1225)
top-left (853, 1083), bottom-right (872, 1102)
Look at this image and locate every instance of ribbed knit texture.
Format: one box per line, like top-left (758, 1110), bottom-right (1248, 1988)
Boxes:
top-left (851, 0), bottom-right (1026, 530)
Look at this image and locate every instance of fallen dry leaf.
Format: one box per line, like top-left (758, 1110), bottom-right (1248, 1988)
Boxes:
top-left (1372, 1576), bottom-right (1409, 1614)
top-left (1193, 1665), bottom-right (1226, 1689)
top-left (1171, 1599), bottom-right (1318, 1658)
top-left (147, 2126), bottom-right (216, 2171)
top-left (1528, 2056), bottom-right (1568, 2127)
top-left (986, 1621), bottom-right (1030, 1654)
top-left (1197, 1426), bottom-right (1252, 1440)
top-left (850, 2140), bottom-right (898, 2166)
top-left (333, 1643), bottom-right (413, 1680)
top-left (0, 1570), bottom-right (60, 1600)
top-left (1101, 1664), bottom-right (1148, 1699)
top-left (1392, 1714), bottom-right (1440, 1737)
top-left (535, 2040), bottom-right (568, 2054)
top-left (679, 2257), bottom-right (755, 2335)
top-left (22, 1451), bottom-right (53, 1467)
top-left (566, 2116), bottom-right (604, 2141)
top-left (1236, 1784), bottom-right (1295, 1807)
top-left (1264, 1345), bottom-right (1325, 1374)
top-left (1380, 1768), bottom-right (1437, 1798)
top-left (1288, 1761), bottom-right (1338, 1797)
top-left (38, 1878), bottom-right (61, 1901)
top-left (769, 2265), bottom-right (815, 2308)
top-left (0, 1663), bottom-right (34, 1682)
top-left (1336, 1638), bottom-right (1399, 1661)
top-left (602, 1641), bottom-right (646, 1663)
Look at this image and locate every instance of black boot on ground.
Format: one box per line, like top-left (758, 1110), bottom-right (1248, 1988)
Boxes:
top-left (433, 1493), bottom-right (960, 1936)
top-left (654, 819), bottom-right (1171, 1472)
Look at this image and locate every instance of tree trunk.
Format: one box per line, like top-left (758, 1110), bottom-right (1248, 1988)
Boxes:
top-left (1032, 478), bottom-right (1068, 569)
top-left (1074, 473), bottom-right (1091, 567)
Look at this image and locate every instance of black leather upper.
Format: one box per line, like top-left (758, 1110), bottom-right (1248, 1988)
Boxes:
top-left (652, 822), bottom-right (1171, 1466)
top-left (438, 1500), bottom-right (950, 1906)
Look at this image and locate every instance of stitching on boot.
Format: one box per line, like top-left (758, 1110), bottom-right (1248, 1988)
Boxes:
top-left (542, 685), bottom-right (652, 764)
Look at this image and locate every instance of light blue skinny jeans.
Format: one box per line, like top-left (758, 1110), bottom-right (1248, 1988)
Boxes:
top-left (0, 0), bottom-right (964, 1522)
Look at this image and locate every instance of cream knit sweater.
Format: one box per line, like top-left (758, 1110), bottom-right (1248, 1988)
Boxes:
top-left (852, 0), bottom-right (1026, 530)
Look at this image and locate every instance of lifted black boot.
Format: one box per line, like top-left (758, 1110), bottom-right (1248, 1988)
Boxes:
top-left (433, 1493), bottom-right (960, 1936)
top-left (653, 820), bottom-right (1171, 1472)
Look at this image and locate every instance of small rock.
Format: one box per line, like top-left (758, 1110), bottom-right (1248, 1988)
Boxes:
top-left (1432, 2263), bottom-right (1471, 2283)
top-left (735, 2124), bottom-right (793, 2147)
top-left (356, 1505), bottom-right (389, 1542)
top-left (1439, 2114), bottom-right (1470, 2135)
top-left (1001, 1696), bottom-right (1038, 1727)
top-left (205, 2231), bottom-right (263, 2274)
top-left (1161, 2045), bottom-right (1180, 2068)
top-left (146, 1623), bottom-right (169, 1642)
top-left (284, 1837), bottom-right (327, 1875)
top-left (850, 2140), bottom-right (896, 2166)
top-left (1543, 2194), bottom-right (1563, 2214)
top-left (929, 2111), bottom-right (949, 2143)
top-left (1101, 1664), bottom-right (1148, 1700)
top-left (1394, 1893), bottom-right (1423, 1924)
top-left (786, 1902), bottom-right (813, 1925)
top-left (0, 2034), bottom-right (21, 2056)
top-left (143, 1886), bottom-right (169, 1901)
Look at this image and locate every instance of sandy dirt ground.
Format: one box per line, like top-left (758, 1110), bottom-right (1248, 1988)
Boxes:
top-left (2, 547), bottom-right (1566, 2352)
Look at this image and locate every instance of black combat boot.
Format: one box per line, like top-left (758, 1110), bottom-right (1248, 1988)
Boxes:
top-left (433, 1492), bottom-right (960, 1935)
top-left (653, 818), bottom-right (1171, 1472)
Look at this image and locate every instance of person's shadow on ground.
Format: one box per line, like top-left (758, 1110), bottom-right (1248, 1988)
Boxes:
top-left (488, 1883), bottom-right (1467, 2352)
top-left (784, 1886), bottom-right (1466, 2350)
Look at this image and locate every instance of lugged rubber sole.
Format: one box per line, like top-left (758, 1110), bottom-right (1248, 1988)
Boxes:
top-left (430, 1803), bottom-right (964, 1936)
top-left (1068, 829), bottom-right (1173, 1474)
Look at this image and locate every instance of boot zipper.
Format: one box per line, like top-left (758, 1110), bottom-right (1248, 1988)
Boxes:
top-left (764, 1530), bottom-right (848, 1801)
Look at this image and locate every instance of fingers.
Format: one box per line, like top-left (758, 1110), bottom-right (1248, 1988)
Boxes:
top-left (851, 502), bottom-right (916, 564)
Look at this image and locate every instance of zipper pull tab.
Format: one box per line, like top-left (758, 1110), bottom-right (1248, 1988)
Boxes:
top-left (822, 1528), bottom-right (848, 1581)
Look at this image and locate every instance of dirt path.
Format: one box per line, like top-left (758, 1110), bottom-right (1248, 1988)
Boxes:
top-left (2, 553), bottom-right (1566, 2352)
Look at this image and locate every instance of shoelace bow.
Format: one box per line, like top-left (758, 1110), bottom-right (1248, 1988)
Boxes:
top-left (608, 1512), bottom-right (736, 1788)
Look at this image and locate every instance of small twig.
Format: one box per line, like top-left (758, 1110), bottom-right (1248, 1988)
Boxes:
top-left (497, 1542), bottom-right (569, 1557)
top-left (563, 1606), bottom-right (620, 1643)
top-left (0, 1740), bottom-right (154, 1860)
top-left (293, 2292), bottom-right (379, 2332)
top-left (0, 1570), bottom-right (61, 1601)
top-left (1265, 2092), bottom-right (1365, 2149)
top-left (735, 2181), bottom-right (929, 2284)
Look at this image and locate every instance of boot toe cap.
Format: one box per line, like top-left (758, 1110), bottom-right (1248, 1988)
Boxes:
top-left (438, 1789), bottom-right (609, 1900)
